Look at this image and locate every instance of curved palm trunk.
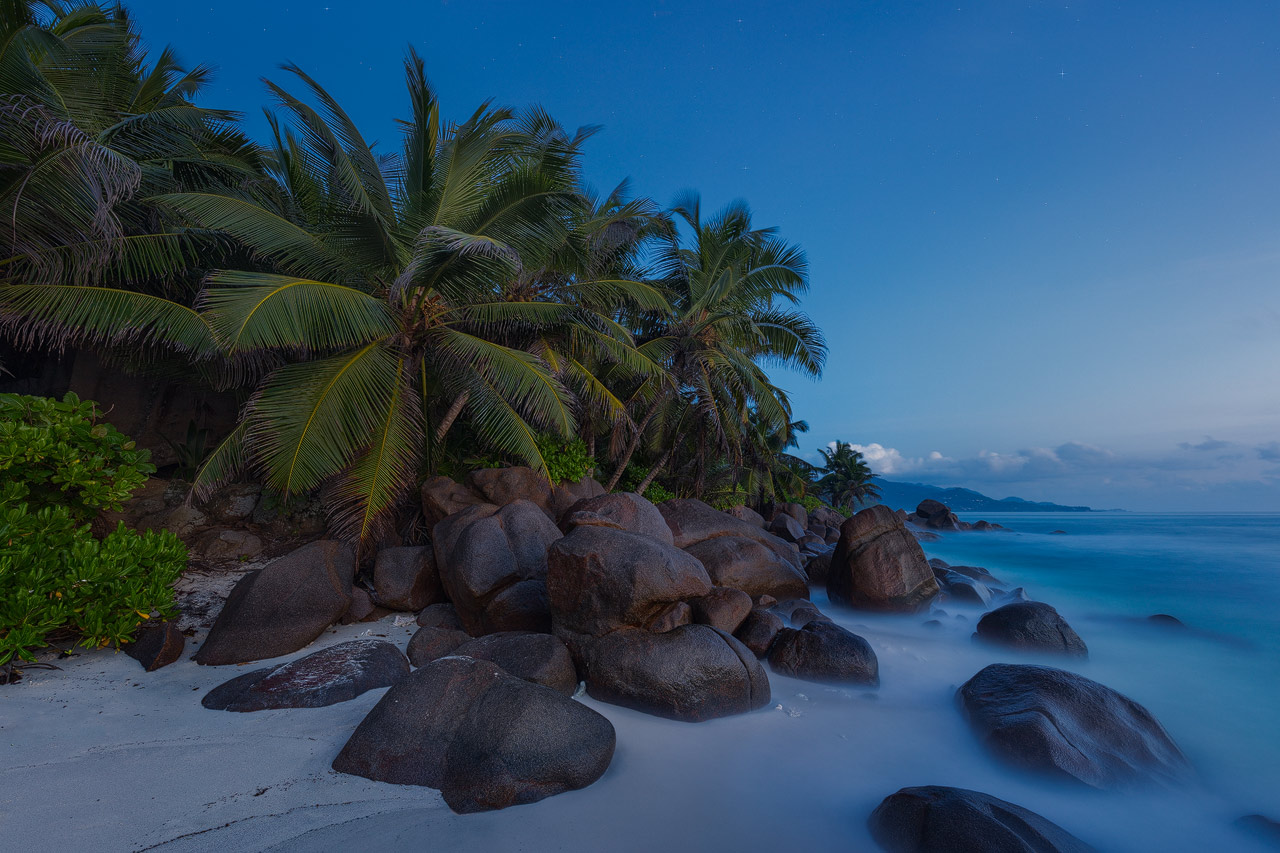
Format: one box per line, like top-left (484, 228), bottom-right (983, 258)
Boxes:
top-left (434, 390), bottom-right (470, 444)
top-left (635, 445), bottom-right (673, 495)
top-left (604, 397), bottom-right (662, 492)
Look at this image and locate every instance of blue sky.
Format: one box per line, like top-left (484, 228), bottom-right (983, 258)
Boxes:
top-left (126, 1), bottom-right (1280, 510)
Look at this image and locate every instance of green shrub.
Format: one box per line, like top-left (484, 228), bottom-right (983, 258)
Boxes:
top-left (641, 481), bottom-right (676, 503)
top-left (535, 434), bottom-right (595, 484)
top-left (615, 463), bottom-right (676, 503)
top-left (0, 392), bottom-right (155, 520)
top-left (0, 393), bottom-right (187, 666)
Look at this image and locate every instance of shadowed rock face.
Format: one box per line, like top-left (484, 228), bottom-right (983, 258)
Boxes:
top-left (419, 475), bottom-right (485, 526)
top-left (869, 785), bottom-right (1097, 853)
top-left (444, 632), bottom-right (578, 695)
top-left (684, 535), bottom-right (809, 601)
top-left (466, 466), bottom-right (553, 514)
top-left (202, 640), bottom-right (409, 712)
top-left (690, 587), bottom-right (753, 634)
top-left (577, 625), bottom-right (771, 722)
top-left (958, 664), bottom-right (1188, 789)
top-left (373, 545), bottom-right (444, 612)
top-left (658, 499), bottom-right (802, 569)
top-left (546, 525), bottom-right (713, 638)
top-left (332, 656), bottom-right (615, 813)
top-left (406, 626), bottom-right (471, 666)
top-left (561, 492), bottom-right (673, 545)
top-left (195, 540), bottom-right (356, 666)
top-left (975, 602), bottom-right (1088, 656)
top-left (734, 608), bottom-right (786, 658)
top-left (124, 622), bottom-right (184, 671)
top-left (828, 505), bottom-right (939, 612)
top-left (769, 620), bottom-right (879, 686)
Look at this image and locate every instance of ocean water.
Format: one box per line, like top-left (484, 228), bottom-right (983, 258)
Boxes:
top-left (270, 513), bottom-right (1280, 852)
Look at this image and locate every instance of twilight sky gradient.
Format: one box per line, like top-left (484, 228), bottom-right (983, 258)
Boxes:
top-left (127, 1), bottom-right (1280, 510)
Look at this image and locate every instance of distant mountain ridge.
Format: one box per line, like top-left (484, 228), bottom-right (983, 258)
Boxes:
top-left (869, 480), bottom-right (1094, 513)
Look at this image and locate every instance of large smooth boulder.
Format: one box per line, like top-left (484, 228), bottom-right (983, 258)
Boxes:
top-left (373, 545), bottom-right (444, 612)
top-left (735, 608), bottom-right (786, 658)
top-left (195, 540), bottom-right (356, 665)
top-left (420, 475), bottom-right (484, 525)
top-left (808, 505), bottom-right (845, 529)
top-left (690, 586), bottom-right (753, 634)
top-left (958, 664), bottom-right (1188, 789)
top-left (203, 640), bottom-right (408, 712)
top-left (547, 525), bottom-right (712, 638)
top-left (467, 466), bottom-right (553, 513)
top-left (333, 656), bottom-right (615, 813)
top-left (828, 505), bottom-right (939, 612)
top-left (562, 492), bottom-right (673, 545)
top-left (416, 602), bottom-right (463, 630)
top-left (578, 625), bottom-right (770, 722)
top-left (805, 550), bottom-right (834, 587)
top-left (434, 500), bottom-right (562, 635)
top-left (447, 632), bottom-right (578, 695)
top-left (912, 499), bottom-right (967, 531)
top-left (684, 535), bottom-right (809, 601)
top-left (938, 570), bottom-right (994, 607)
top-left (726, 504), bottom-right (767, 528)
top-left (772, 502), bottom-right (808, 526)
top-left (975, 602), bottom-right (1088, 656)
top-left (869, 785), bottom-right (1097, 853)
top-left (407, 626), bottom-right (471, 666)
top-left (548, 476), bottom-right (607, 522)
top-left (659, 499), bottom-right (802, 569)
top-left (769, 620), bottom-right (879, 685)
top-left (768, 513), bottom-right (806, 543)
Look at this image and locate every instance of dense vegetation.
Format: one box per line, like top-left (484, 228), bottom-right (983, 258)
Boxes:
top-left (0, 393), bottom-right (186, 672)
top-left (0, 2), bottom-right (873, 544)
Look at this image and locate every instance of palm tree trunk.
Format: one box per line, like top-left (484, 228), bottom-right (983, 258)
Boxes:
top-left (635, 446), bottom-right (673, 495)
top-left (434, 390), bottom-right (470, 444)
top-left (586, 432), bottom-right (596, 477)
top-left (604, 397), bottom-right (663, 492)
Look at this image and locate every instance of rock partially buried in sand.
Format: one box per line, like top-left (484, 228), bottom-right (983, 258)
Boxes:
top-left (124, 621), bottom-right (185, 672)
top-left (769, 620), bottom-right (879, 686)
top-left (333, 656), bottom-right (615, 813)
top-left (868, 785), bottom-right (1097, 853)
top-left (202, 640), bottom-right (408, 712)
top-left (958, 663), bottom-right (1188, 789)
top-left (578, 624), bottom-right (770, 722)
top-left (446, 632), bottom-right (578, 695)
top-left (974, 601), bottom-right (1088, 656)
top-left (828, 505), bottom-right (939, 612)
top-left (194, 540), bottom-right (356, 666)
top-left (406, 625), bottom-right (471, 666)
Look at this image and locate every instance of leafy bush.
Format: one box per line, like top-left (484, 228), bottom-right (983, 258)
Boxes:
top-left (0, 392), bottom-right (155, 520)
top-left (616, 463), bottom-right (676, 503)
top-left (534, 434), bottom-right (595, 484)
top-left (641, 481), bottom-right (676, 503)
top-left (0, 393), bottom-right (187, 667)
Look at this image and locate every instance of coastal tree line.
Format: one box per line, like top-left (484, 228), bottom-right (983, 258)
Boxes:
top-left (0, 1), bottom-right (882, 544)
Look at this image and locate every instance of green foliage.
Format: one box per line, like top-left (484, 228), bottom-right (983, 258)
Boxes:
top-left (0, 504), bottom-right (186, 665)
top-left (0, 393), bottom-right (155, 521)
top-left (642, 482), bottom-right (676, 504)
top-left (535, 434), bottom-right (595, 484)
top-left (792, 494), bottom-right (825, 513)
top-left (162, 420), bottom-right (210, 481)
top-left (617, 463), bottom-right (675, 503)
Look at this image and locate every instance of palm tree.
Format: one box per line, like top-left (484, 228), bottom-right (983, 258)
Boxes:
top-left (604, 193), bottom-right (826, 495)
top-left (817, 440), bottom-right (881, 510)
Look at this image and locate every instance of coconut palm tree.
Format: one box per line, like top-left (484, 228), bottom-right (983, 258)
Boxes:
top-left (604, 192), bottom-right (826, 495)
top-left (817, 440), bottom-right (881, 510)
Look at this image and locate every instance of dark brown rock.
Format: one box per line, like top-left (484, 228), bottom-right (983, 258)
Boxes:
top-left (726, 504), bottom-right (767, 528)
top-left (769, 621), bottom-right (878, 685)
top-left (124, 622), bottom-right (184, 671)
top-left (578, 625), bottom-right (770, 722)
top-left (466, 466), bottom-right (553, 512)
top-left (548, 476), bottom-right (607, 523)
top-left (805, 550), bottom-right (834, 587)
top-left (768, 513), bottom-right (806, 543)
top-left (373, 545), bottom-right (443, 612)
top-left (690, 586), bottom-right (753, 634)
top-left (202, 640), bottom-right (409, 711)
top-left (416, 602), bottom-right (464, 630)
top-left (451, 632), bottom-right (578, 695)
top-left (547, 525), bottom-right (712, 638)
top-left (808, 505), bottom-right (845, 529)
top-left (562, 492), bottom-right (673, 544)
top-left (645, 600), bottom-right (693, 633)
top-left (420, 476), bottom-right (484, 526)
top-left (683, 535), bottom-right (809, 601)
top-left (975, 602), bottom-right (1088, 656)
top-left (771, 598), bottom-right (832, 627)
top-left (333, 656), bottom-right (615, 813)
top-left (339, 587), bottom-right (378, 624)
top-left (958, 663), bottom-right (1188, 789)
top-left (828, 505), bottom-right (939, 612)
top-left (869, 785), bottom-right (1097, 853)
top-left (407, 626), bottom-right (471, 666)
top-left (735, 608), bottom-right (786, 658)
top-left (195, 540), bottom-right (356, 665)
top-left (658, 498), bottom-right (802, 569)
top-left (433, 501), bottom-right (562, 636)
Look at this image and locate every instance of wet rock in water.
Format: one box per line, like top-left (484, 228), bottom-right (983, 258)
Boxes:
top-left (771, 597), bottom-right (832, 628)
top-left (659, 499), bottom-right (803, 570)
top-left (974, 602), bottom-right (1088, 657)
top-left (927, 558), bottom-right (951, 570)
top-left (1148, 613), bottom-right (1185, 628)
top-left (466, 466), bottom-right (553, 514)
top-left (333, 656), bottom-right (614, 813)
top-left (1236, 814), bottom-right (1280, 848)
top-left (910, 499), bottom-right (968, 531)
top-left (561, 492), bottom-right (673, 544)
top-left (690, 586), bottom-right (754, 634)
top-left (726, 504), bottom-right (767, 528)
top-left (578, 625), bottom-right (770, 722)
top-left (971, 519), bottom-right (1007, 532)
top-left (434, 500), bottom-right (562, 635)
top-left (195, 540), bottom-right (356, 666)
top-left (449, 631), bottom-right (578, 695)
top-left (957, 663), bottom-right (1188, 789)
top-left (938, 570), bottom-right (994, 607)
top-left (547, 525), bottom-right (711, 638)
top-left (407, 626), bottom-right (471, 666)
top-left (373, 545), bottom-right (444, 612)
top-left (416, 602), bottom-right (464, 630)
top-left (868, 785), bottom-right (1097, 853)
top-left (203, 640), bottom-right (408, 711)
top-left (941, 563), bottom-right (1001, 585)
top-left (684, 535), bottom-right (809, 601)
top-left (125, 622), bottom-right (184, 671)
top-left (769, 621), bottom-right (879, 686)
top-left (805, 550), bottom-right (834, 587)
top-left (419, 475), bottom-right (484, 526)
top-left (923, 619), bottom-right (943, 629)
top-left (829, 505), bottom-right (939, 612)
top-left (734, 608), bottom-right (786, 658)
top-left (1049, 530), bottom-right (1067, 535)
top-left (908, 526), bottom-right (942, 543)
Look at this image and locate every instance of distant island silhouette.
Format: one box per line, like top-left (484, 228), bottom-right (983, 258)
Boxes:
top-left (870, 480), bottom-right (1096, 513)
